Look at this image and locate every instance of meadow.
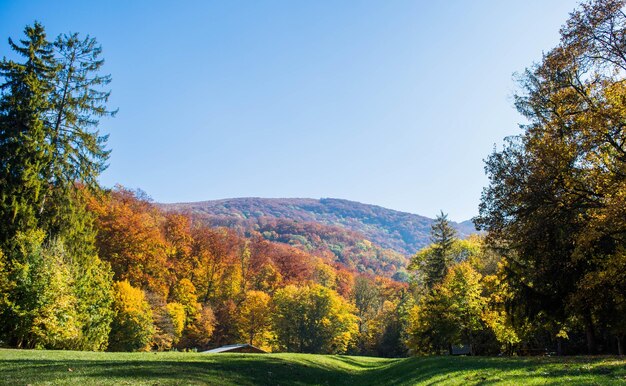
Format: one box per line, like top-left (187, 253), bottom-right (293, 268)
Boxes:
top-left (0, 349), bottom-right (624, 385)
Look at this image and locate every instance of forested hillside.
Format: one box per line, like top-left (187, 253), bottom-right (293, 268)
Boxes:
top-left (162, 198), bottom-right (475, 256)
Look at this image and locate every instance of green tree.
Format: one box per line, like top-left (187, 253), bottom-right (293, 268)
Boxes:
top-left (406, 262), bottom-right (487, 355)
top-left (477, 0), bottom-right (626, 355)
top-left (0, 24), bottom-right (113, 244)
top-left (0, 23), bottom-right (115, 351)
top-left (0, 23), bottom-right (56, 245)
top-left (46, 33), bottom-right (113, 189)
top-left (409, 214), bottom-right (471, 292)
top-left (0, 230), bottom-right (79, 349)
top-left (0, 228), bottom-right (113, 350)
top-left (72, 250), bottom-right (114, 351)
top-left (425, 212), bottom-right (457, 289)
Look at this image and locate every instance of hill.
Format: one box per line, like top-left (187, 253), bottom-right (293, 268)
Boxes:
top-left (2, 349), bottom-right (624, 385)
top-left (162, 198), bottom-right (476, 255)
top-left (161, 198), bottom-right (476, 278)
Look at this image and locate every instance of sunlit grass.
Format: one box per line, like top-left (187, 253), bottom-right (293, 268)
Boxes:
top-left (0, 349), bottom-right (624, 385)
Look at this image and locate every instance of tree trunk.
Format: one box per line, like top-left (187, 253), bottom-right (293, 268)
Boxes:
top-left (556, 337), bottom-right (563, 356)
top-left (584, 312), bottom-right (596, 355)
top-left (618, 335), bottom-right (624, 356)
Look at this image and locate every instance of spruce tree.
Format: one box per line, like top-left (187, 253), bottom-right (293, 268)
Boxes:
top-left (0, 22), bottom-right (56, 246)
top-left (424, 211), bottom-right (457, 289)
top-left (0, 25), bottom-right (114, 248)
top-left (0, 23), bottom-right (115, 350)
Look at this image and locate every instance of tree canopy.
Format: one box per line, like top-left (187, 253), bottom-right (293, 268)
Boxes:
top-left (476, 0), bottom-right (626, 355)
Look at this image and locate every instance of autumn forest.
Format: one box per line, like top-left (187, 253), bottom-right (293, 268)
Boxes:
top-left (1, 0), bottom-right (626, 359)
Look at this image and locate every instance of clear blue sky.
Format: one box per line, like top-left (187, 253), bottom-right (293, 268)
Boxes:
top-left (1, 0), bottom-right (580, 221)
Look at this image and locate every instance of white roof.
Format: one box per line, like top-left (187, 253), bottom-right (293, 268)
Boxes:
top-left (202, 344), bottom-right (252, 353)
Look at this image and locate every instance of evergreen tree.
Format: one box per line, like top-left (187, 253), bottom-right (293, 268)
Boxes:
top-left (0, 24), bottom-right (114, 247)
top-left (424, 211), bottom-right (457, 289)
top-left (0, 22), bottom-right (56, 246)
top-left (41, 33), bottom-right (114, 254)
top-left (0, 23), bottom-right (115, 351)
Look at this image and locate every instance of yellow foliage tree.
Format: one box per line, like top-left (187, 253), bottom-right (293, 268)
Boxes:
top-left (172, 278), bottom-right (201, 324)
top-left (237, 290), bottom-right (273, 349)
top-left (272, 284), bottom-right (358, 354)
top-left (166, 302), bottom-right (186, 340)
top-left (481, 264), bottom-right (520, 354)
top-left (108, 280), bottom-right (155, 351)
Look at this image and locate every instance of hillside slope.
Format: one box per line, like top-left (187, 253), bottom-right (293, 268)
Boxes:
top-left (162, 198), bottom-right (476, 256)
top-left (2, 349), bottom-right (624, 386)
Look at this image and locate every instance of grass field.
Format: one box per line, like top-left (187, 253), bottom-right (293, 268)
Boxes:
top-left (0, 349), bottom-right (624, 385)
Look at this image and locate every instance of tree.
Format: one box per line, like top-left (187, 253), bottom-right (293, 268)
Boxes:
top-left (166, 302), bottom-right (186, 341)
top-left (191, 227), bottom-right (238, 304)
top-left (46, 32), bottom-right (113, 190)
top-left (423, 212), bottom-right (457, 289)
top-left (409, 217), bottom-right (477, 294)
top-left (180, 306), bottom-right (216, 349)
top-left (147, 292), bottom-right (183, 351)
top-left (481, 264), bottom-right (520, 354)
top-left (72, 250), bottom-right (114, 351)
top-left (439, 262), bottom-right (487, 355)
top-left (406, 262), bottom-right (487, 355)
top-left (40, 32), bottom-right (114, 259)
top-left (476, 0), bottom-right (626, 354)
top-left (87, 187), bottom-right (170, 296)
top-left (352, 276), bottom-right (381, 354)
top-left (272, 284), bottom-right (358, 354)
top-left (108, 281), bottom-right (155, 352)
top-left (250, 262), bottom-right (283, 294)
top-left (0, 23), bottom-right (114, 245)
top-left (0, 230), bottom-right (79, 349)
top-left (0, 23), bottom-right (116, 351)
top-left (170, 278), bottom-right (216, 349)
top-left (237, 290), bottom-right (273, 349)
top-left (0, 23), bottom-right (56, 246)
top-left (0, 228), bottom-right (113, 350)
top-left (171, 278), bottom-right (201, 325)
top-left (163, 213), bottom-right (194, 280)
top-left (312, 261), bottom-right (337, 289)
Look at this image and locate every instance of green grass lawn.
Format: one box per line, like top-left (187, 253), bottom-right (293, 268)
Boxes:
top-left (0, 349), bottom-right (624, 385)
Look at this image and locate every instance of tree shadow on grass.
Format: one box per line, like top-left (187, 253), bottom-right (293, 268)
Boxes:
top-left (1, 355), bottom-right (624, 386)
top-left (364, 356), bottom-right (626, 386)
top-left (0, 356), bottom-right (359, 386)
top-left (322, 355), bottom-right (398, 370)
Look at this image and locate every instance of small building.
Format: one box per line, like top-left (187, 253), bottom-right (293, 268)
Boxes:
top-left (202, 344), bottom-right (267, 354)
top-left (450, 344), bottom-right (471, 355)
